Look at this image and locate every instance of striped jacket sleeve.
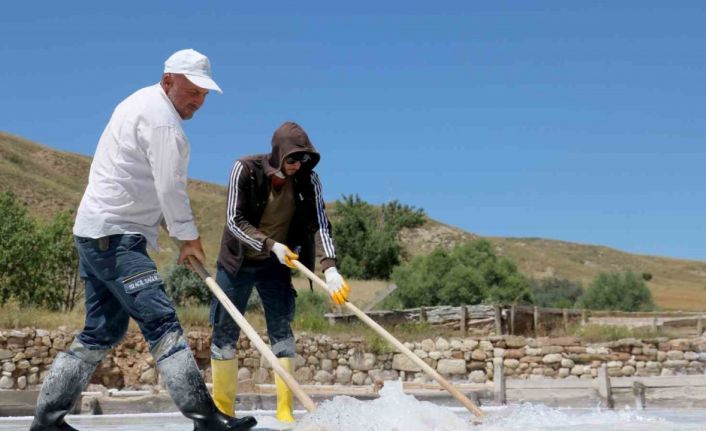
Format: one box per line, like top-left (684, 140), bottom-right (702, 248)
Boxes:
top-left (310, 171), bottom-right (337, 270)
top-left (225, 160), bottom-right (271, 252)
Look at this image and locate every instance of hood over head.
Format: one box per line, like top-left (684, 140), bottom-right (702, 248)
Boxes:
top-left (265, 121), bottom-right (320, 176)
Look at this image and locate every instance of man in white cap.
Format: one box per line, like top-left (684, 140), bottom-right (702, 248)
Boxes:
top-left (31, 49), bottom-right (256, 431)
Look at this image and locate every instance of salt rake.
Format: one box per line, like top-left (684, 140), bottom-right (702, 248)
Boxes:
top-left (172, 239), bottom-right (317, 414)
top-left (292, 260), bottom-right (485, 419)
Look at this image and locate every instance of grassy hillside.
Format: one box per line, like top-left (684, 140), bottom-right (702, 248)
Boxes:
top-left (3, 131), bottom-right (706, 310)
top-left (399, 222), bottom-right (706, 310)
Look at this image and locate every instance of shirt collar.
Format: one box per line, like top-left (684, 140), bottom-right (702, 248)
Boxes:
top-left (155, 83), bottom-right (183, 123)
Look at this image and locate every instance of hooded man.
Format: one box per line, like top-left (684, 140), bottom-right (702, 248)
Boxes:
top-left (30, 49), bottom-right (256, 431)
top-left (210, 121), bottom-right (350, 423)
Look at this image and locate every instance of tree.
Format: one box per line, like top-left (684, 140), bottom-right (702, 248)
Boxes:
top-left (387, 239), bottom-right (531, 307)
top-left (529, 278), bottom-right (583, 308)
top-left (0, 192), bottom-right (81, 310)
top-left (0, 192), bottom-right (42, 306)
top-left (35, 211), bottom-right (80, 310)
top-left (332, 195), bottom-right (425, 280)
top-left (577, 272), bottom-right (655, 311)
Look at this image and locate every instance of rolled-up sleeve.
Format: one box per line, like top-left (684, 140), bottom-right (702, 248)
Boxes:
top-left (143, 125), bottom-right (199, 241)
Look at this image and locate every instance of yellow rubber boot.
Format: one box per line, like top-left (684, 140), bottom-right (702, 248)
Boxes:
top-left (275, 357), bottom-right (295, 423)
top-left (211, 358), bottom-right (238, 416)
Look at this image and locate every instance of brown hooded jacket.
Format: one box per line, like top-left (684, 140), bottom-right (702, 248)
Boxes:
top-left (217, 121), bottom-right (336, 275)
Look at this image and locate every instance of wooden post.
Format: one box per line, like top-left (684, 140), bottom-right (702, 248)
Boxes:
top-left (469, 391), bottom-right (480, 406)
top-left (633, 381), bottom-right (646, 410)
top-left (563, 308), bottom-right (569, 334)
top-left (420, 306), bottom-right (427, 323)
top-left (79, 396), bottom-right (102, 415)
top-left (581, 309), bottom-right (588, 326)
top-left (510, 304), bottom-right (516, 335)
top-left (494, 305), bottom-right (502, 336)
top-left (697, 317), bottom-right (703, 337)
top-left (493, 358), bottom-right (506, 405)
top-left (651, 316), bottom-right (658, 330)
top-left (533, 306), bottom-right (540, 336)
top-left (597, 365), bottom-right (614, 409)
top-left (460, 305), bottom-right (468, 336)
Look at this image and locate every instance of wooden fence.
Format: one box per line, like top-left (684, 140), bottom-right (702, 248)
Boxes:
top-left (325, 304), bottom-right (706, 337)
top-left (493, 361), bottom-right (706, 409)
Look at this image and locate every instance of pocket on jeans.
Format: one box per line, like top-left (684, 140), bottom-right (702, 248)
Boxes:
top-left (119, 234), bottom-right (145, 251)
top-left (122, 269), bottom-right (162, 295)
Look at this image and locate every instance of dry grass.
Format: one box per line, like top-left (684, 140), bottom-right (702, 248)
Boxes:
top-left (0, 300), bottom-right (461, 346)
top-left (0, 303), bottom-right (86, 330)
top-left (292, 276), bottom-right (389, 309)
top-left (568, 323), bottom-right (677, 342)
top-left (176, 305), bottom-right (269, 332)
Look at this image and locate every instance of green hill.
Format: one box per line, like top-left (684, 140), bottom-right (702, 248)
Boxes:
top-left (3, 131), bottom-right (706, 310)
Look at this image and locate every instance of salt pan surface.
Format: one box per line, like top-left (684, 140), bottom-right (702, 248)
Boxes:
top-left (2, 381), bottom-right (706, 430)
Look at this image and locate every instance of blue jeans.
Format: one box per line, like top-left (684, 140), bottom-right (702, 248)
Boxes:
top-left (74, 234), bottom-right (184, 360)
top-left (210, 257), bottom-right (296, 360)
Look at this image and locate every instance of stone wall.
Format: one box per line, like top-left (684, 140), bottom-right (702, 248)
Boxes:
top-left (2, 328), bottom-right (706, 390)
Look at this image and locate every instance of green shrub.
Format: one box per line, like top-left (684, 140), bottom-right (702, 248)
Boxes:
top-left (577, 272), bottom-right (655, 311)
top-left (365, 333), bottom-right (395, 355)
top-left (333, 195), bottom-right (425, 280)
top-left (0, 191), bottom-right (39, 306)
top-left (163, 261), bottom-right (211, 306)
top-left (0, 192), bottom-right (79, 310)
top-left (37, 212), bottom-right (81, 310)
top-left (529, 278), bottom-right (583, 308)
top-left (387, 239), bottom-right (531, 307)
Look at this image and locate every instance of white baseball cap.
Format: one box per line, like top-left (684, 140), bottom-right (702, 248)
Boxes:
top-left (164, 49), bottom-right (222, 94)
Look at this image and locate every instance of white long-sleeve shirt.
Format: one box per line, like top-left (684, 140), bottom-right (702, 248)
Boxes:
top-left (73, 84), bottom-right (198, 250)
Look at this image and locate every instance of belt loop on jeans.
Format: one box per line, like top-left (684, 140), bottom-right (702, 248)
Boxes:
top-left (98, 237), bottom-right (109, 251)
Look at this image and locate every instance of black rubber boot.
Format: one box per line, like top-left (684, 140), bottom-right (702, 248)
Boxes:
top-left (30, 352), bottom-right (97, 431)
top-left (157, 348), bottom-right (257, 431)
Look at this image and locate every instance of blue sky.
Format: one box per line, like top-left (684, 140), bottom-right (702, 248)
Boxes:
top-left (2, 1), bottom-right (705, 260)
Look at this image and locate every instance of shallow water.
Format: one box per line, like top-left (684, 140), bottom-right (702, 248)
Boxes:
top-left (2, 382), bottom-right (706, 430)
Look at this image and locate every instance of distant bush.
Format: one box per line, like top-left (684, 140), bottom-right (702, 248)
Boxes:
top-left (0, 191), bottom-right (41, 307)
top-left (333, 195), bottom-right (425, 280)
top-left (0, 192), bottom-right (79, 310)
top-left (577, 272), bottom-right (655, 311)
top-left (385, 239), bottom-right (531, 308)
top-left (36, 211), bottom-right (81, 310)
top-left (641, 272), bottom-right (653, 281)
top-left (529, 278), bottom-right (583, 308)
top-left (163, 260), bottom-right (211, 306)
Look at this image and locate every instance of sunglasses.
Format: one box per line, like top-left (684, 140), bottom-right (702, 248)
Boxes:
top-left (285, 153), bottom-right (312, 164)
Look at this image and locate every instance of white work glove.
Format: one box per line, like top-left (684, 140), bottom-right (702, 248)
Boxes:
top-left (272, 242), bottom-right (298, 268)
top-left (324, 267), bottom-right (351, 306)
